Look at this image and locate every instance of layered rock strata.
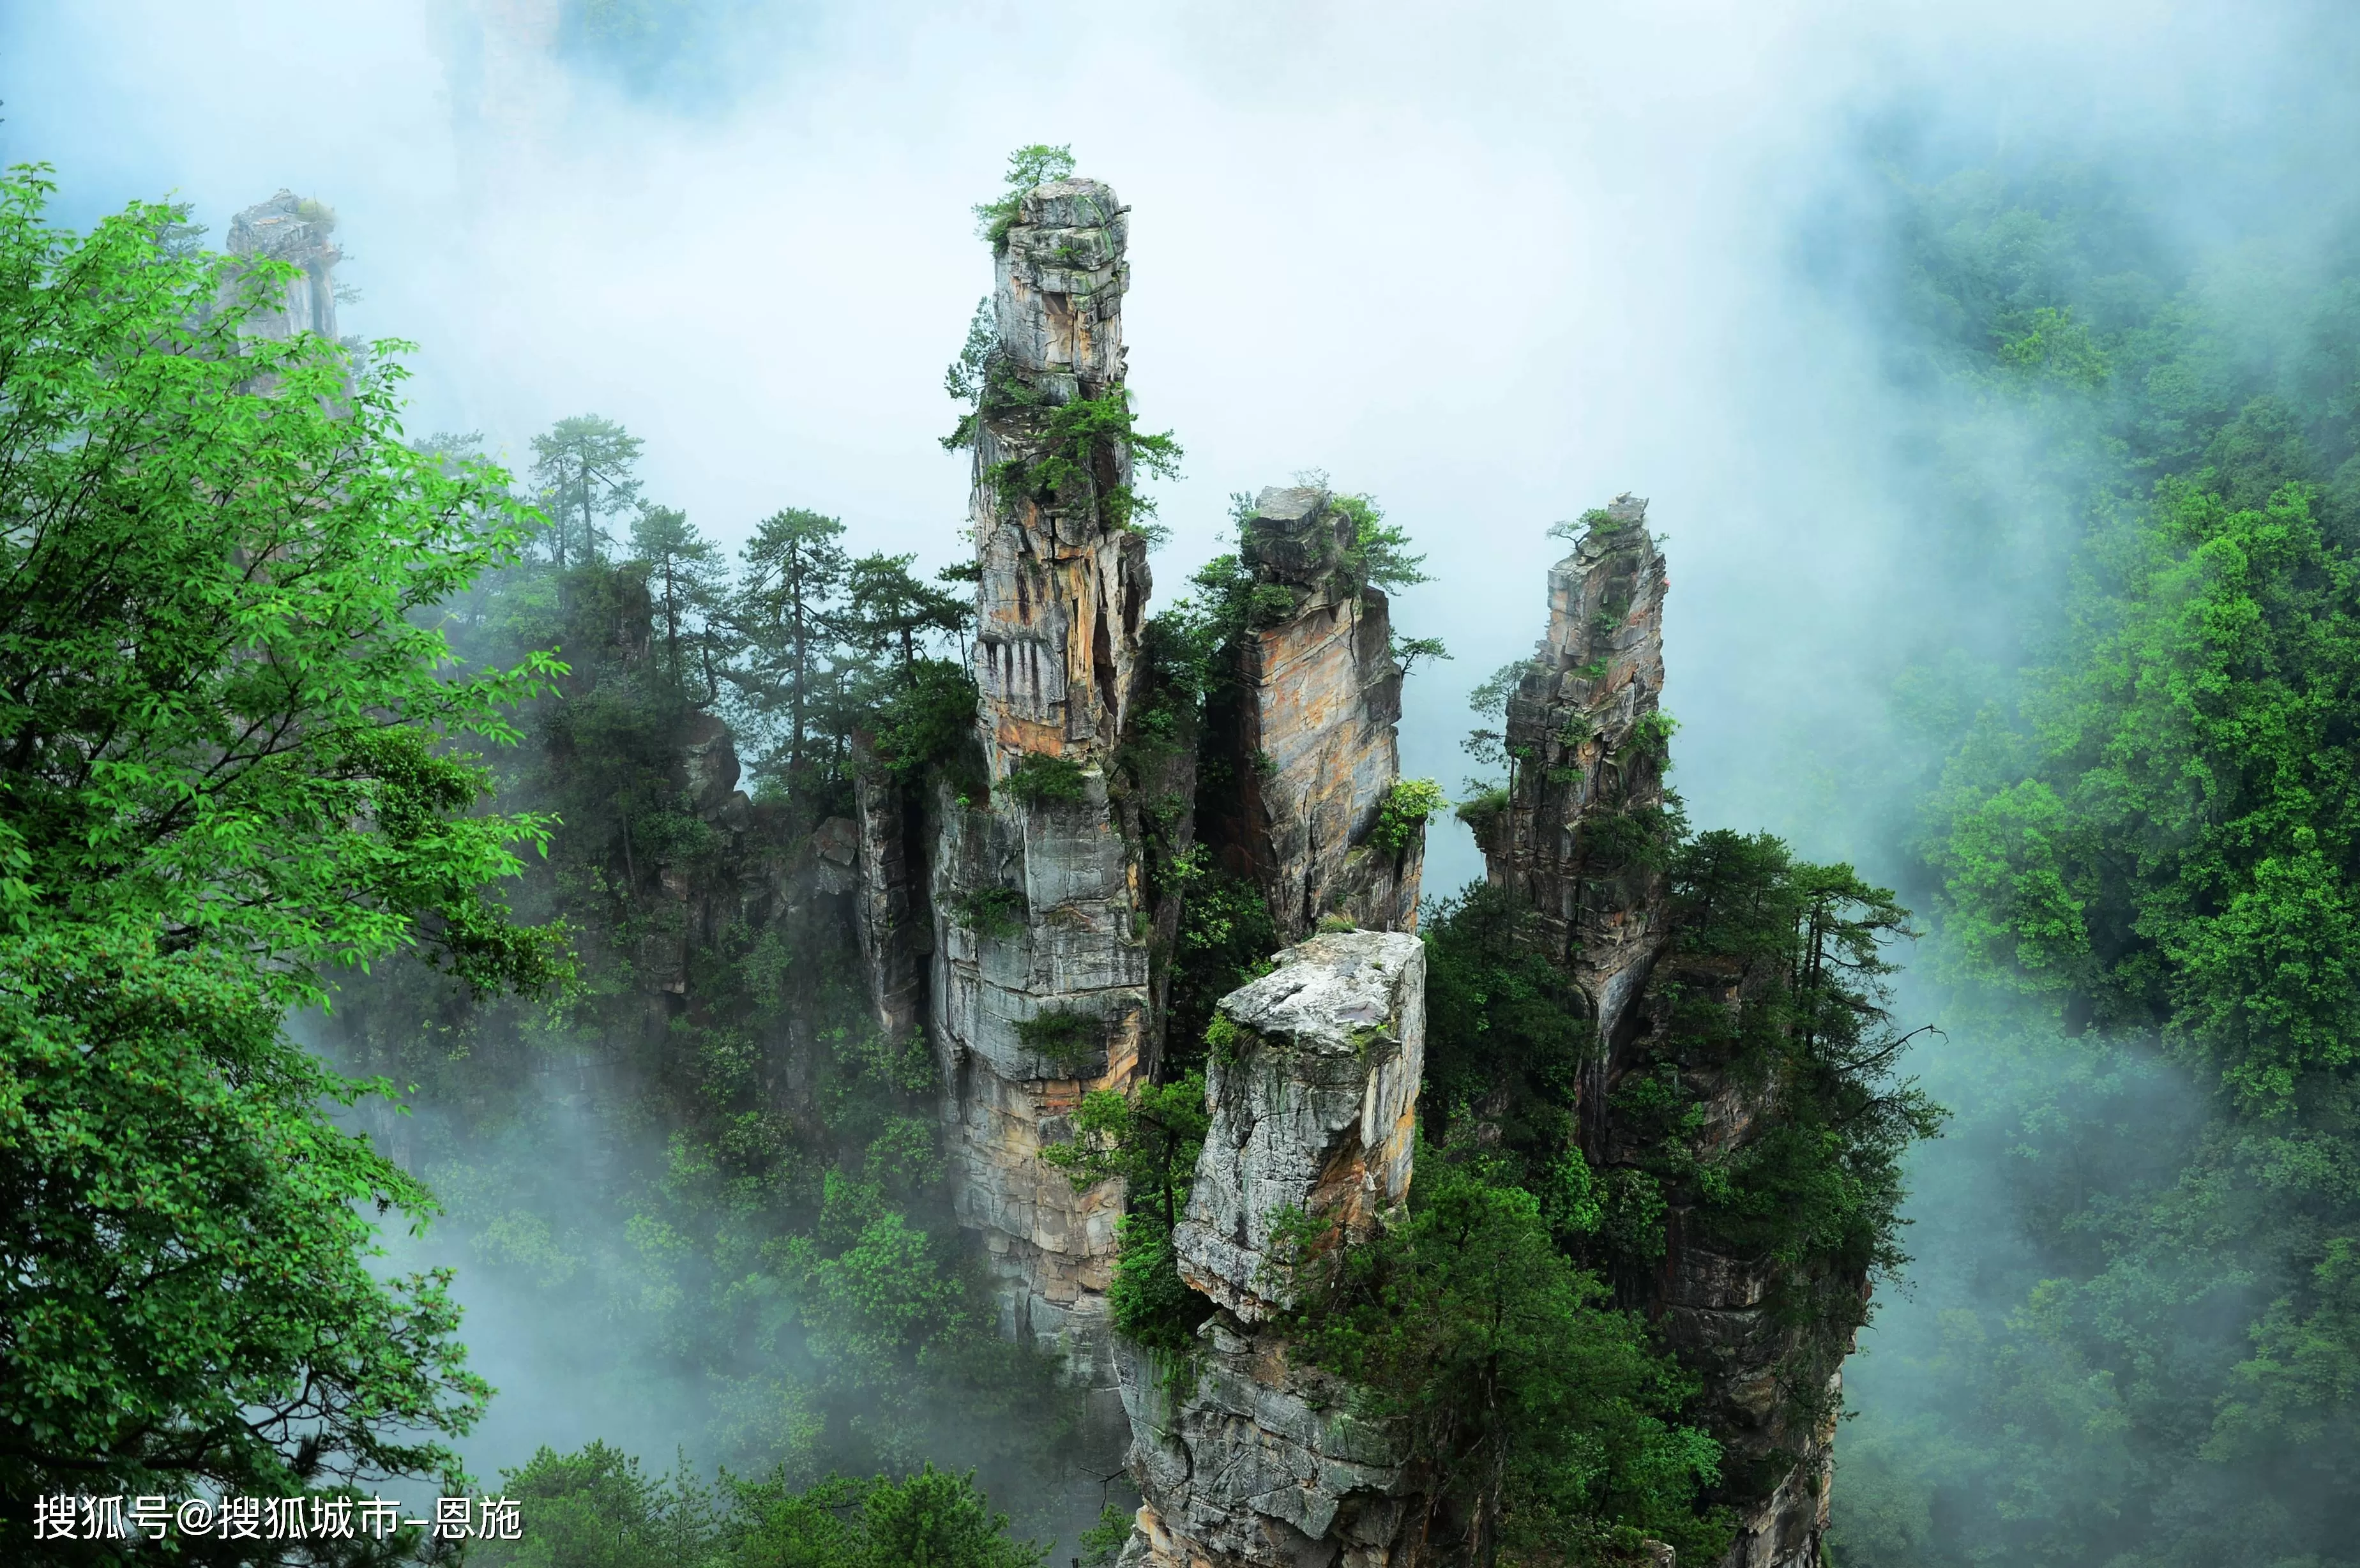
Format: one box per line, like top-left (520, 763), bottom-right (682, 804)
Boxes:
top-left (1481, 499), bottom-right (1833, 1568)
top-left (1199, 486), bottom-right (1419, 942)
top-left (1121, 931), bottom-right (1427, 1568)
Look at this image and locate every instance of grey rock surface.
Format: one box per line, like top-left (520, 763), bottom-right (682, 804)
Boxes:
top-left (227, 189), bottom-right (342, 343)
top-left (1174, 931), bottom-right (1425, 1323)
top-left (1114, 1320), bottom-right (1414, 1568)
top-left (1120, 931), bottom-right (1431, 1568)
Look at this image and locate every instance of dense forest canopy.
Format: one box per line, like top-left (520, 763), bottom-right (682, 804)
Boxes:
top-left (1826, 158), bottom-right (2360, 1563)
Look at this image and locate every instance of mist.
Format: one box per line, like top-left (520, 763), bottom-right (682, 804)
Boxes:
top-left (11, 0), bottom-right (2360, 1554)
top-left (10, 1), bottom-right (2344, 884)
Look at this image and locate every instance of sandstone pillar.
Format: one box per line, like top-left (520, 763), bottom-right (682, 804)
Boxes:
top-left (1197, 484), bottom-right (1419, 942)
top-left (1121, 931), bottom-right (1427, 1568)
top-left (926, 179), bottom-right (1156, 1406)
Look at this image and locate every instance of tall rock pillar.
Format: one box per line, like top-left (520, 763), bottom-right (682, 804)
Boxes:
top-left (926, 179), bottom-right (1157, 1408)
top-left (1478, 497), bottom-right (1836, 1568)
top-left (1483, 494), bottom-right (1669, 1090)
top-left (227, 190), bottom-right (343, 343)
top-left (1119, 931), bottom-right (1429, 1568)
top-left (1197, 485), bottom-right (1420, 942)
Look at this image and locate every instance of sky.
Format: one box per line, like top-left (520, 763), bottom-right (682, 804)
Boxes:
top-left (3, 0), bottom-right (2336, 889)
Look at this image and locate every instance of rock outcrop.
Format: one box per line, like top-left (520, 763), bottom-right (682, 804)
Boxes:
top-left (1119, 931), bottom-right (1427, 1568)
top-left (1198, 486), bottom-right (1419, 943)
top-left (227, 190), bottom-right (342, 343)
top-left (1172, 931), bottom-right (1424, 1323)
top-left (1479, 498), bottom-right (1834, 1568)
top-left (1481, 493), bottom-right (1668, 1076)
top-left (847, 177), bottom-right (1161, 1414)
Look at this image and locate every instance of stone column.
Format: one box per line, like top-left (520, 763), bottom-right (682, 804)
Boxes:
top-left (1121, 931), bottom-right (1427, 1568)
top-left (1197, 484), bottom-right (1419, 942)
top-left (1485, 493), bottom-right (1670, 1063)
top-left (227, 190), bottom-right (342, 343)
top-left (927, 179), bottom-right (1156, 1413)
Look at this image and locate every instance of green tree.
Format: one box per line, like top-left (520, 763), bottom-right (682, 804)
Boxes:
top-left (628, 502), bottom-right (730, 700)
top-left (1940, 479), bottom-right (2360, 1109)
top-left (473, 1442), bottom-right (722, 1568)
top-left (732, 508), bottom-right (852, 796)
top-left (1276, 1156), bottom-right (1730, 1565)
top-left (1044, 1072), bottom-right (1211, 1357)
top-left (531, 414), bottom-right (645, 571)
top-left (0, 167), bottom-right (563, 1548)
top-left (972, 144), bottom-right (1077, 249)
top-left (846, 551), bottom-right (971, 678)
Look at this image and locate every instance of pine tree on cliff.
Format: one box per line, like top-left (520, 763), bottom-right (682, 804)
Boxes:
top-left (732, 507), bottom-right (852, 797)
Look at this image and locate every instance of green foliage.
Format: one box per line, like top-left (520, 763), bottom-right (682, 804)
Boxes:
top-left (1012, 1007), bottom-right (1103, 1076)
top-left (1044, 1073), bottom-right (1213, 1360)
top-left (1329, 491), bottom-right (1433, 593)
top-left (731, 507), bottom-right (852, 799)
top-left (1454, 785), bottom-right (1513, 854)
top-left (629, 503), bottom-right (730, 698)
top-left (1826, 156), bottom-right (2360, 1567)
top-left (1274, 1154), bottom-right (1732, 1563)
top-left (1, 934), bottom-right (493, 1518)
top-left (473, 1444), bottom-right (1046, 1568)
top-left (983, 385), bottom-right (1183, 532)
top-left (944, 295), bottom-right (995, 403)
top-left (1626, 834), bottom-right (1942, 1292)
top-left (1391, 632), bottom-right (1451, 676)
top-left (1547, 507), bottom-right (1619, 544)
top-left (1464, 658), bottom-right (1534, 769)
top-left (532, 413), bottom-right (645, 570)
top-left (946, 884), bottom-right (1028, 939)
top-left (472, 1442), bottom-right (720, 1568)
top-left (1937, 479), bottom-right (2360, 1110)
top-left (1418, 886), bottom-right (1596, 1221)
top-left (972, 144), bottom-right (1077, 250)
top-left (1368, 778), bottom-right (1448, 854)
top-left (1075, 1503), bottom-right (1134, 1567)
top-left (868, 656), bottom-right (987, 794)
top-left (1000, 751), bottom-right (1089, 807)
top-left (848, 552), bottom-right (972, 676)
top-left (0, 169), bottom-right (574, 1534)
top-left (1202, 1012), bottom-right (1248, 1066)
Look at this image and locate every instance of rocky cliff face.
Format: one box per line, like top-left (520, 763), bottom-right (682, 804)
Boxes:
top-left (227, 190), bottom-right (342, 343)
top-left (1120, 931), bottom-right (1428, 1568)
top-left (1199, 486), bottom-right (1419, 944)
top-left (848, 179), bottom-right (1161, 1413)
top-left (1479, 499), bottom-right (1834, 1568)
top-left (1479, 494), bottom-right (1668, 1083)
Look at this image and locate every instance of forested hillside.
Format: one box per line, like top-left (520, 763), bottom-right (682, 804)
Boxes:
top-left (1827, 160), bottom-right (2360, 1564)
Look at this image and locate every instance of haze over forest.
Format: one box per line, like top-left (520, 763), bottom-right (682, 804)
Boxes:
top-left (4, 2), bottom-right (2359, 1565)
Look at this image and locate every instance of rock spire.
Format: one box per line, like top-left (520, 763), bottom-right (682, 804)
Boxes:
top-left (226, 190), bottom-right (343, 343)
top-left (1119, 930), bottom-right (1429, 1568)
top-left (1196, 485), bottom-right (1421, 943)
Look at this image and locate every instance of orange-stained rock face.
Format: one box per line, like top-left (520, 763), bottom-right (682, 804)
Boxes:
top-left (1200, 486), bottom-right (1420, 944)
top-left (904, 178), bottom-right (1158, 1421)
